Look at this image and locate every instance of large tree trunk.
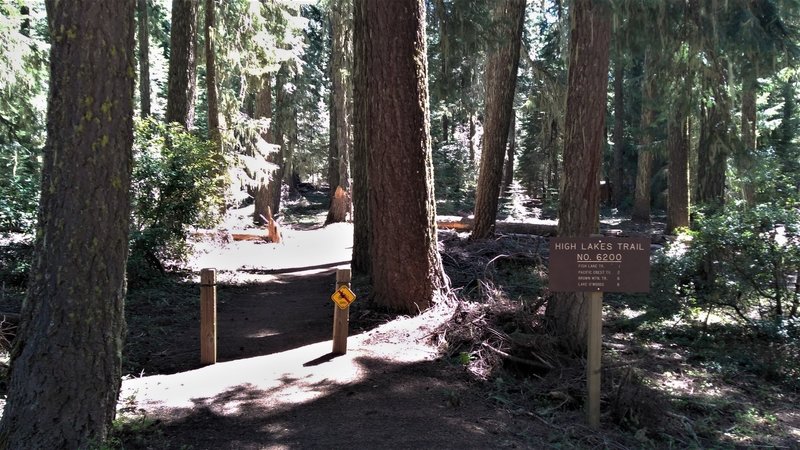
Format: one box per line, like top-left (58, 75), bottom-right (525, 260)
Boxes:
top-left (471, 0), bottom-right (526, 240)
top-left (326, 0), bottom-right (353, 225)
top-left (697, 102), bottom-right (727, 212)
top-left (545, 0), bottom-right (611, 355)
top-left (204, 0), bottom-right (226, 206)
top-left (165, 0), bottom-right (198, 128)
top-left (631, 49), bottom-right (654, 223)
top-left (351, 0), bottom-right (370, 276)
top-left (328, 93), bottom-right (339, 194)
top-left (612, 45), bottom-right (624, 208)
top-left (697, 54), bottom-right (734, 212)
top-left (137, 0), bottom-right (151, 117)
top-left (666, 91), bottom-right (690, 234)
top-left (365, 0), bottom-right (448, 313)
top-left (738, 68), bottom-right (757, 207)
top-left (254, 75), bottom-right (281, 224)
top-left (0, 1), bottom-right (135, 447)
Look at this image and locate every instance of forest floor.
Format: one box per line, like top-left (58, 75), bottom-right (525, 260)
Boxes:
top-left (1, 189), bottom-right (799, 448)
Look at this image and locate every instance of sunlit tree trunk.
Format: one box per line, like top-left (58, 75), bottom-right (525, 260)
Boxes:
top-left (471, 0), bottom-right (526, 239)
top-left (738, 68), bottom-right (757, 207)
top-left (165, 0), bottom-right (198, 128)
top-left (667, 86), bottom-right (690, 234)
top-left (365, 0), bottom-right (448, 313)
top-left (545, 0), bottom-right (611, 355)
top-left (326, 0), bottom-right (353, 224)
top-left (0, 1), bottom-right (135, 446)
top-left (254, 75), bottom-right (281, 224)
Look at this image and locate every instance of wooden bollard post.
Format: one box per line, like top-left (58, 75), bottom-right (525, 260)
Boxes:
top-left (587, 291), bottom-right (603, 428)
top-left (332, 268), bottom-right (351, 355)
top-left (200, 268), bottom-right (217, 365)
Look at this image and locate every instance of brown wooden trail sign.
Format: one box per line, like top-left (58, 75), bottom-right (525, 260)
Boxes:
top-left (549, 237), bottom-right (650, 293)
top-left (548, 237), bottom-right (650, 429)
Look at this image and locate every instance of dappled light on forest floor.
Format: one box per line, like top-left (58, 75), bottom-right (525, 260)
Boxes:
top-left (117, 302), bottom-right (551, 448)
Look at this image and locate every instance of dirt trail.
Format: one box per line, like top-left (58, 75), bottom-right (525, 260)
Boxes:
top-left (118, 219), bottom-right (546, 448)
top-left (120, 301), bottom-right (545, 449)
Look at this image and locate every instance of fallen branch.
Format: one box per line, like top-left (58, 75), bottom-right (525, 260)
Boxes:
top-left (481, 341), bottom-right (552, 372)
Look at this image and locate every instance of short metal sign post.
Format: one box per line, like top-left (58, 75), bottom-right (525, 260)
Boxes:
top-left (549, 237), bottom-right (650, 428)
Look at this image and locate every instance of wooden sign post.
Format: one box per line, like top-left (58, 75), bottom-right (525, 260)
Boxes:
top-left (549, 237), bottom-right (650, 428)
top-left (587, 290), bottom-right (602, 428)
top-left (331, 268), bottom-right (354, 355)
top-left (200, 268), bottom-right (217, 365)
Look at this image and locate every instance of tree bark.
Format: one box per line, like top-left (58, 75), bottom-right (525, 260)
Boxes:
top-left (165, 0), bottom-right (198, 128)
top-left (545, 0), bottom-right (611, 355)
top-left (365, 0), bottom-right (447, 313)
top-left (254, 75), bottom-right (281, 224)
top-left (351, 0), bottom-right (371, 276)
top-left (738, 68), bottom-right (757, 207)
top-left (697, 105), bottom-right (727, 212)
top-left (205, 0), bottom-right (220, 147)
top-left (328, 92), bottom-right (339, 194)
top-left (326, 0), bottom-right (353, 225)
top-left (0, 1), bottom-right (135, 447)
top-left (138, 0), bottom-right (151, 117)
top-left (471, 0), bottom-right (526, 240)
top-left (631, 49), bottom-right (654, 223)
top-left (612, 46), bottom-right (624, 208)
top-left (666, 91), bottom-right (690, 234)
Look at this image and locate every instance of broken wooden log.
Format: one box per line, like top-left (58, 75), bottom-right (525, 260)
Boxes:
top-left (230, 229), bottom-right (271, 242)
top-left (266, 206), bottom-right (282, 244)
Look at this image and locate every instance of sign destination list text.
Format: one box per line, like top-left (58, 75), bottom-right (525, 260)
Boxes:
top-left (549, 237), bottom-right (650, 293)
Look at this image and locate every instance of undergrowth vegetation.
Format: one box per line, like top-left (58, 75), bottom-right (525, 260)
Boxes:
top-left (129, 118), bottom-right (226, 283)
top-left (435, 205), bottom-right (800, 448)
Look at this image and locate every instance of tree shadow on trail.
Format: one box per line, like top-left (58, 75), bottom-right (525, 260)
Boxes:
top-left (216, 270), bottom-right (338, 363)
top-left (125, 268), bottom-right (381, 377)
top-left (119, 356), bottom-right (544, 449)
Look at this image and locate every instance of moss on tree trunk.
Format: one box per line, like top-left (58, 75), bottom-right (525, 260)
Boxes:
top-left (0, 1), bottom-right (136, 447)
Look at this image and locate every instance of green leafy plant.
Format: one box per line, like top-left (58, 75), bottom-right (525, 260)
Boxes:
top-left (691, 205), bottom-right (800, 331)
top-left (129, 117), bottom-right (225, 281)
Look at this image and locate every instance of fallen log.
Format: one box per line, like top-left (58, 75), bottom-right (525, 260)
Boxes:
top-left (230, 229), bottom-right (271, 242)
top-left (437, 217), bottom-right (558, 236)
top-left (231, 207), bottom-right (282, 243)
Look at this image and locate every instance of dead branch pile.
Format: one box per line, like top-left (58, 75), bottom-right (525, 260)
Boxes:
top-left (439, 230), bottom-right (548, 296)
top-left (435, 296), bottom-right (561, 381)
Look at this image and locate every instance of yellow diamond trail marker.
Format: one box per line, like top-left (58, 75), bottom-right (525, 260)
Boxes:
top-left (331, 285), bottom-right (356, 310)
